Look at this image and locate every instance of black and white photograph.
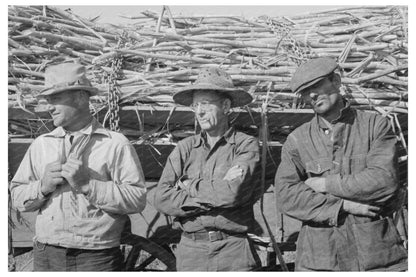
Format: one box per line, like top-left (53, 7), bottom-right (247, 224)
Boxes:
top-left (7, 1), bottom-right (410, 272)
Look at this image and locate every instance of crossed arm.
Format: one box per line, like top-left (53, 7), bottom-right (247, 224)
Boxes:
top-left (274, 126), bottom-right (396, 225)
top-left (153, 137), bottom-right (260, 217)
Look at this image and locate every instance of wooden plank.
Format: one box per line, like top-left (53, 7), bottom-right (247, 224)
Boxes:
top-left (9, 105), bottom-right (315, 130)
top-left (8, 139), bottom-right (282, 182)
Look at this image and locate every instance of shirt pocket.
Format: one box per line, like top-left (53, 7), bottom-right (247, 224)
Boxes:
top-left (305, 158), bottom-right (332, 177)
top-left (351, 217), bottom-right (407, 270)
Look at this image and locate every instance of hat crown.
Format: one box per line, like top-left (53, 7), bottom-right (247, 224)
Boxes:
top-left (44, 63), bottom-right (92, 88)
top-left (290, 57), bottom-right (338, 93)
top-left (194, 67), bottom-right (235, 89)
top-left (172, 67), bottom-right (253, 107)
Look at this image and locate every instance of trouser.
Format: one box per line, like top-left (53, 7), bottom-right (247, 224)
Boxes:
top-left (33, 240), bottom-right (123, 271)
top-left (175, 233), bottom-right (261, 271)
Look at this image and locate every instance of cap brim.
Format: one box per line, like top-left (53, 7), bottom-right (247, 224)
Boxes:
top-left (173, 84), bottom-right (252, 107)
top-left (294, 76), bottom-right (327, 94)
top-left (37, 86), bottom-right (99, 98)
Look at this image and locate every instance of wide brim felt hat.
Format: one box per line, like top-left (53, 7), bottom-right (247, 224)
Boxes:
top-left (290, 57), bottom-right (339, 94)
top-left (173, 67), bottom-right (253, 108)
top-left (39, 63), bottom-right (98, 97)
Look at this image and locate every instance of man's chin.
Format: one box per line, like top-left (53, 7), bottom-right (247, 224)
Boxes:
top-left (313, 105), bottom-right (329, 115)
top-left (199, 125), bottom-right (214, 132)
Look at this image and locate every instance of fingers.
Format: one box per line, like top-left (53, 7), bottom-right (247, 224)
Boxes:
top-left (367, 205), bottom-right (381, 212)
top-left (50, 177), bottom-right (64, 186)
top-left (49, 171), bottom-right (63, 178)
top-left (223, 165), bottom-right (245, 181)
top-left (62, 158), bottom-right (82, 173)
top-left (45, 162), bottom-right (63, 172)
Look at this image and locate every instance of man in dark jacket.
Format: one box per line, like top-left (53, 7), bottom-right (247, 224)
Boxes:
top-left (153, 67), bottom-right (262, 271)
top-left (275, 57), bottom-right (407, 271)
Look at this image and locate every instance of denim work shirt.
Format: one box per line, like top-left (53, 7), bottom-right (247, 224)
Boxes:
top-left (275, 102), bottom-right (407, 271)
top-left (153, 127), bottom-right (261, 234)
top-left (11, 119), bottom-right (147, 249)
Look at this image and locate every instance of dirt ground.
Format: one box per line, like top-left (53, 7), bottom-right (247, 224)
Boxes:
top-left (8, 247), bottom-right (296, 272)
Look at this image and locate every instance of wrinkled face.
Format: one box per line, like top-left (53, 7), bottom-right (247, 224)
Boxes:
top-left (191, 91), bottom-right (230, 133)
top-left (45, 90), bottom-right (85, 129)
top-left (300, 75), bottom-right (342, 116)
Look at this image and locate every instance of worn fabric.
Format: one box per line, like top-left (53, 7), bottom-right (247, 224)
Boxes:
top-left (154, 127), bottom-right (261, 234)
top-left (10, 118), bottom-right (147, 249)
top-left (33, 240), bottom-right (122, 271)
top-left (275, 102), bottom-right (407, 271)
top-left (153, 127), bottom-right (261, 271)
top-left (175, 235), bottom-right (261, 271)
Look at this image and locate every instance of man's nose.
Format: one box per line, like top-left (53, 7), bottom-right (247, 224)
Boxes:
top-left (194, 104), bottom-right (204, 114)
top-left (47, 103), bottom-right (55, 112)
top-left (309, 92), bottom-right (318, 101)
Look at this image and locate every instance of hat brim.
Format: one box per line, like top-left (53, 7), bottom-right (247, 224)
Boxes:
top-left (38, 85), bottom-right (99, 98)
top-left (294, 76), bottom-right (327, 94)
top-left (173, 84), bottom-right (252, 107)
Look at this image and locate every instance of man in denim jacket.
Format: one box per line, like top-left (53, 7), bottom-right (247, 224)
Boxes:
top-left (275, 57), bottom-right (407, 271)
top-left (10, 63), bottom-right (147, 271)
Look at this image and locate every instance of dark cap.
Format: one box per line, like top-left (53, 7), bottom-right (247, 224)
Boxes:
top-left (290, 57), bottom-right (338, 94)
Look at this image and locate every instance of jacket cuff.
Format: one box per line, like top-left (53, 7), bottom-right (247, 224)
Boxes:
top-left (328, 199), bottom-right (344, 227)
top-left (85, 179), bottom-right (105, 205)
top-left (185, 178), bottom-right (202, 197)
top-left (35, 180), bottom-right (48, 201)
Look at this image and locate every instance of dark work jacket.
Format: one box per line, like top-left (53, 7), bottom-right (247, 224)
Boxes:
top-left (153, 127), bottom-right (261, 234)
top-left (275, 103), bottom-right (407, 271)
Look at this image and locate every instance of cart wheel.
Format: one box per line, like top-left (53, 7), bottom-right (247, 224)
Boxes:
top-left (121, 234), bottom-right (176, 271)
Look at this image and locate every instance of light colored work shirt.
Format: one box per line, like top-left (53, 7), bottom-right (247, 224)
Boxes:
top-left (10, 118), bottom-right (146, 249)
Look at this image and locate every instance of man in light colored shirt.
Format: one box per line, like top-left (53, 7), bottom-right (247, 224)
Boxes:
top-left (10, 63), bottom-right (147, 271)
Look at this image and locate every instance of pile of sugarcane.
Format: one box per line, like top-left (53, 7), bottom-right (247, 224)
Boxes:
top-left (8, 5), bottom-right (408, 114)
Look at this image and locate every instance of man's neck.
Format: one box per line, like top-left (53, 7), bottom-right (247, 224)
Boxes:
top-left (65, 114), bottom-right (93, 133)
top-left (205, 122), bottom-right (229, 148)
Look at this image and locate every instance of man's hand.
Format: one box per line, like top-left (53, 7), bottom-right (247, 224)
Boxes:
top-left (343, 199), bottom-right (380, 217)
top-left (41, 161), bottom-right (65, 196)
top-left (223, 165), bottom-right (243, 181)
top-left (304, 177), bottom-right (326, 193)
top-left (62, 157), bottom-right (90, 194)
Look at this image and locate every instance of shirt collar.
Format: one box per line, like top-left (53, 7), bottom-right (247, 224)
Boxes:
top-left (45, 118), bottom-right (110, 138)
top-left (193, 126), bottom-right (236, 148)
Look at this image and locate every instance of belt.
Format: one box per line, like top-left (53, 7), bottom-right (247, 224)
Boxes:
top-left (182, 230), bottom-right (246, 242)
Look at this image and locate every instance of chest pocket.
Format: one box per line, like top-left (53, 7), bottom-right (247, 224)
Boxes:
top-left (305, 159), bottom-right (332, 177)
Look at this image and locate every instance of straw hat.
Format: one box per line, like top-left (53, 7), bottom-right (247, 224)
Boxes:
top-left (173, 67), bottom-right (253, 107)
top-left (290, 57), bottom-right (339, 94)
top-left (39, 63), bottom-right (98, 97)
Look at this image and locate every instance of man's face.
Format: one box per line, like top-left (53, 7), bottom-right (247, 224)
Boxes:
top-left (192, 91), bottom-right (229, 133)
top-left (45, 91), bottom-right (84, 129)
top-left (300, 76), bottom-right (341, 116)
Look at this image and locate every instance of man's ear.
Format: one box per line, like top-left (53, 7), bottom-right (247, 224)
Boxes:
top-left (332, 73), bottom-right (341, 88)
top-left (75, 91), bottom-right (90, 106)
top-left (222, 98), bottom-right (232, 114)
